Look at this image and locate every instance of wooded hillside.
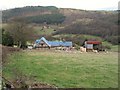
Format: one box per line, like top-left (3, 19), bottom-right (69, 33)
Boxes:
top-left (2, 6), bottom-right (119, 45)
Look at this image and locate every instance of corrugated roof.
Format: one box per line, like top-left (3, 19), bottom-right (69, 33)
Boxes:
top-left (48, 41), bottom-right (72, 47)
top-left (86, 41), bottom-right (101, 44)
top-left (35, 37), bottom-right (51, 46)
top-left (35, 37), bottom-right (72, 47)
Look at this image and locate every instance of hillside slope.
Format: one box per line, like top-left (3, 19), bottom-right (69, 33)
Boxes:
top-left (2, 6), bottom-right (118, 45)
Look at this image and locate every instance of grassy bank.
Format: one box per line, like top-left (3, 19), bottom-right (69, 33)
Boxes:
top-left (3, 50), bottom-right (118, 88)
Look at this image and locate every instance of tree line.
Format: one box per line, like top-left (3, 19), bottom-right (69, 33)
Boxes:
top-left (2, 21), bottom-right (36, 48)
top-left (23, 13), bottom-right (66, 24)
top-left (2, 6), bottom-right (58, 23)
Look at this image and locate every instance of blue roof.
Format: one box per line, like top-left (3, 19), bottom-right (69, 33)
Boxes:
top-left (35, 37), bottom-right (50, 46)
top-left (35, 37), bottom-right (72, 47)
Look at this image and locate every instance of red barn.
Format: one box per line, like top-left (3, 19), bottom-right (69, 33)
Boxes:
top-left (84, 41), bottom-right (102, 51)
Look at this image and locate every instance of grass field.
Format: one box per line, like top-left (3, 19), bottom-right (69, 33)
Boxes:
top-left (34, 26), bottom-right (55, 35)
top-left (3, 49), bottom-right (118, 88)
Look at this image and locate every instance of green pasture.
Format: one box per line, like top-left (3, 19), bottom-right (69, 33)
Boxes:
top-left (3, 50), bottom-right (118, 88)
top-left (33, 26), bottom-right (55, 35)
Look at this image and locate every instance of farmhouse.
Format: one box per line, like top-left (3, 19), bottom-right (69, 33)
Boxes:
top-left (34, 37), bottom-right (72, 48)
top-left (84, 41), bottom-right (102, 51)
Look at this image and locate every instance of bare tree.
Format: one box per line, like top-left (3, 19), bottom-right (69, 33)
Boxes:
top-left (6, 21), bottom-right (36, 48)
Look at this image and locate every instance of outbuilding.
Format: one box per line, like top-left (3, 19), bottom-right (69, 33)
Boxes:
top-left (84, 41), bottom-right (102, 51)
top-left (34, 37), bottom-right (72, 48)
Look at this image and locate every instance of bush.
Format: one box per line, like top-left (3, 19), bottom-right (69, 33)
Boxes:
top-left (102, 45), bottom-right (111, 50)
top-left (2, 29), bottom-right (14, 46)
top-left (74, 44), bottom-right (80, 50)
